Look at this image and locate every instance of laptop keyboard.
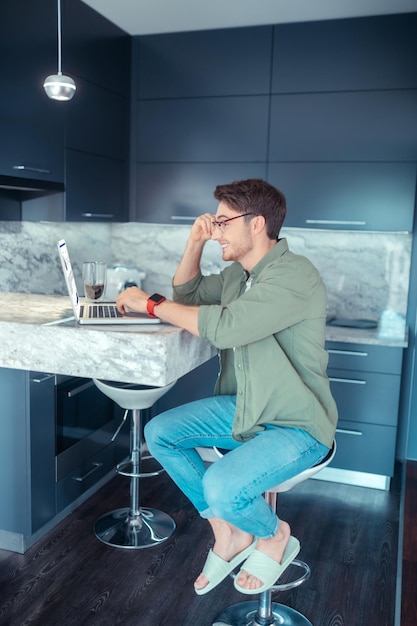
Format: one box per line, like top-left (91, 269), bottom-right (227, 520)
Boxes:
top-left (81, 304), bottom-right (123, 319)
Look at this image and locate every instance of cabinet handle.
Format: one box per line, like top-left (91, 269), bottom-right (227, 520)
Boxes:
top-left (32, 374), bottom-right (55, 383)
top-left (67, 380), bottom-right (95, 398)
top-left (81, 213), bottom-right (115, 219)
top-left (73, 462), bottom-right (103, 482)
top-left (329, 377), bottom-right (366, 385)
top-left (170, 215), bottom-right (196, 221)
top-left (336, 428), bottom-right (363, 436)
top-left (305, 219), bottom-right (366, 226)
top-left (327, 349), bottom-right (368, 357)
top-left (13, 165), bottom-right (51, 174)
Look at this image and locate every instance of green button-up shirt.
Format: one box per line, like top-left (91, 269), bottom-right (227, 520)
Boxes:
top-left (173, 239), bottom-right (338, 448)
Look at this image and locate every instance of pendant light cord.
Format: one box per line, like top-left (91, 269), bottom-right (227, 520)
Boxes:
top-left (57, 0), bottom-right (62, 74)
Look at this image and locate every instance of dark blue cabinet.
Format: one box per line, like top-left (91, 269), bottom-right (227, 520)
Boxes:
top-left (133, 13), bottom-right (417, 229)
top-left (0, 370), bottom-right (55, 541)
top-left (0, 0), bottom-right (64, 183)
top-left (64, 0), bottom-right (130, 96)
top-left (65, 150), bottom-right (127, 221)
top-left (137, 26), bottom-right (272, 99)
top-left (62, 0), bottom-right (131, 222)
top-left (134, 25), bottom-right (272, 223)
top-left (268, 162), bottom-right (416, 232)
top-left (272, 14), bottom-right (417, 93)
top-left (137, 96), bottom-right (269, 163)
top-left (136, 162), bottom-right (267, 223)
top-left (326, 342), bottom-right (403, 479)
top-left (65, 79), bottom-right (128, 161)
top-left (269, 90), bottom-right (417, 163)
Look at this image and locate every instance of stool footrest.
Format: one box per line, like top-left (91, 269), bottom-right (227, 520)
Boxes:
top-left (116, 455), bottom-right (166, 478)
top-left (270, 559), bottom-right (310, 592)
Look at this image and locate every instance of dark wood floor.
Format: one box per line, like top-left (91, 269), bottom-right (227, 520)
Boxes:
top-left (0, 462), bottom-right (407, 626)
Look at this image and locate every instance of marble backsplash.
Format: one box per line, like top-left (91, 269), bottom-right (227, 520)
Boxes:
top-left (0, 220), bottom-right (411, 323)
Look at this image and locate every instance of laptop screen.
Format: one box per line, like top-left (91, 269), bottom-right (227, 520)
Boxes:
top-left (57, 239), bottom-right (81, 317)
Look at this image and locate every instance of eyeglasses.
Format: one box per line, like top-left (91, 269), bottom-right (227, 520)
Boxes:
top-left (211, 212), bottom-right (255, 232)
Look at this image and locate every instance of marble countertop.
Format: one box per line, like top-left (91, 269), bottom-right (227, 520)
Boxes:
top-left (0, 292), bottom-right (216, 385)
top-left (325, 322), bottom-right (408, 348)
top-left (0, 293), bottom-right (408, 386)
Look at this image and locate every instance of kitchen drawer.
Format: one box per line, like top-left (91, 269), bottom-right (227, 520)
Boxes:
top-left (326, 342), bottom-right (403, 375)
top-left (328, 368), bottom-right (401, 427)
top-left (332, 421), bottom-right (397, 476)
top-left (56, 444), bottom-right (115, 512)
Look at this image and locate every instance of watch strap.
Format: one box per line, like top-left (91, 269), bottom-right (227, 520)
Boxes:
top-left (146, 293), bottom-right (166, 317)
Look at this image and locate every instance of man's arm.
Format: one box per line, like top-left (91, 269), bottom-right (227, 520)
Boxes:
top-left (116, 214), bottom-right (215, 336)
top-left (116, 287), bottom-right (200, 335)
top-left (173, 213), bottom-right (214, 286)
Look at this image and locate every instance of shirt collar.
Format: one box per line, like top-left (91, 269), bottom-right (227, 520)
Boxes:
top-left (243, 238), bottom-right (288, 281)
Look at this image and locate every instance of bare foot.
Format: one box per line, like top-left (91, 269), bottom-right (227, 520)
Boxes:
top-left (235, 520), bottom-right (291, 591)
top-left (194, 518), bottom-right (254, 592)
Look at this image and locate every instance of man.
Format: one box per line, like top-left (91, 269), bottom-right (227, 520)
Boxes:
top-left (116, 178), bottom-right (337, 596)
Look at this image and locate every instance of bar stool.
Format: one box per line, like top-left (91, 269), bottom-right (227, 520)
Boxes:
top-left (93, 378), bottom-right (177, 549)
top-left (197, 440), bottom-right (336, 626)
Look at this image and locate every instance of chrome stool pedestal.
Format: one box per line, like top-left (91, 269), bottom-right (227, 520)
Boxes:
top-left (212, 560), bottom-right (312, 626)
top-left (93, 379), bottom-right (177, 549)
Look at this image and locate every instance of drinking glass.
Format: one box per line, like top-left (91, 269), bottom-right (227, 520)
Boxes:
top-left (83, 261), bottom-right (107, 302)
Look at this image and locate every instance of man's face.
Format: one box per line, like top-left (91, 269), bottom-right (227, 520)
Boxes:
top-left (211, 201), bottom-right (254, 263)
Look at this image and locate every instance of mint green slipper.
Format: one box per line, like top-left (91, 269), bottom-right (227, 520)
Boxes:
top-left (195, 538), bottom-right (258, 596)
top-left (234, 535), bottom-right (300, 595)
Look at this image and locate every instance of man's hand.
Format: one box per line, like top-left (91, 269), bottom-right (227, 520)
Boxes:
top-left (189, 213), bottom-right (215, 243)
top-left (116, 286), bottom-right (149, 315)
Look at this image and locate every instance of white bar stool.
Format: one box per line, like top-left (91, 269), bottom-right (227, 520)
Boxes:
top-left (93, 378), bottom-right (177, 549)
top-left (197, 440), bottom-right (337, 626)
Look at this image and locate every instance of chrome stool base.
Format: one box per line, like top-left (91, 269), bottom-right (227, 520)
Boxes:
top-left (212, 601), bottom-right (312, 626)
top-left (213, 560), bottom-right (312, 626)
top-left (94, 506), bottom-right (176, 549)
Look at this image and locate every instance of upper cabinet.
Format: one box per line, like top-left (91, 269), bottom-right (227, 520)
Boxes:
top-left (271, 14), bottom-right (417, 93)
top-left (269, 91), bottom-right (417, 163)
top-left (0, 0), bottom-right (64, 183)
top-left (0, 0), bottom-right (130, 222)
top-left (133, 27), bottom-right (272, 223)
top-left (137, 26), bottom-right (272, 99)
top-left (268, 162), bottom-right (416, 232)
top-left (133, 14), bottom-right (417, 229)
top-left (62, 0), bottom-right (131, 222)
top-left (268, 13), bottom-right (417, 232)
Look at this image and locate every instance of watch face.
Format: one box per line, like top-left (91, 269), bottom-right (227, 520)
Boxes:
top-left (150, 293), bottom-right (165, 303)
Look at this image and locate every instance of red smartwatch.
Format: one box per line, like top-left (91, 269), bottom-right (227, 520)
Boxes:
top-left (146, 293), bottom-right (166, 317)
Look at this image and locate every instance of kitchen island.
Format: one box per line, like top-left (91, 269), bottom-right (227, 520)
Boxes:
top-left (0, 291), bottom-right (217, 553)
top-left (0, 292), bottom-right (216, 385)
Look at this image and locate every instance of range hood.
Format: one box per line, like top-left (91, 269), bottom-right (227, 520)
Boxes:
top-left (0, 174), bottom-right (64, 196)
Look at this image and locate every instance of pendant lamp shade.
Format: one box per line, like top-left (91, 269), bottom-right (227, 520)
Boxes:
top-left (44, 73), bottom-right (76, 101)
top-left (44, 0), bottom-right (76, 101)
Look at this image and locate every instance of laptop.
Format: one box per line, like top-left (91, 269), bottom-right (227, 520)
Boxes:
top-left (57, 239), bottom-right (161, 325)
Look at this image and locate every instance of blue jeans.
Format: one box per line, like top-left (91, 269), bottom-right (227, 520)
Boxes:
top-left (145, 395), bottom-right (329, 538)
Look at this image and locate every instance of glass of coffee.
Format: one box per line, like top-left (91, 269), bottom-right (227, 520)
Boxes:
top-left (83, 261), bottom-right (107, 302)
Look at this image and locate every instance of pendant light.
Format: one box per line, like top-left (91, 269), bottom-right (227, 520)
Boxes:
top-left (43, 0), bottom-right (76, 101)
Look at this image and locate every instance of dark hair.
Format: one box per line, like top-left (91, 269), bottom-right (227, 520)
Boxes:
top-left (213, 179), bottom-right (286, 240)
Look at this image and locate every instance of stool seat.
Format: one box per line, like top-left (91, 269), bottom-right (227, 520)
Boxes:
top-left (93, 379), bottom-right (176, 410)
top-left (93, 378), bottom-right (177, 549)
top-left (197, 440), bottom-right (336, 626)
